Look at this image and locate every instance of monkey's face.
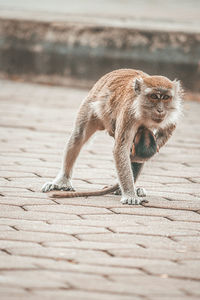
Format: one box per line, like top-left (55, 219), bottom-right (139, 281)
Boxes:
top-left (133, 76), bottom-right (182, 127)
top-left (144, 89), bottom-right (173, 123)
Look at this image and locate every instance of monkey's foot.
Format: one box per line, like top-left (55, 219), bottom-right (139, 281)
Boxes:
top-left (42, 177), bottom-right (74, 193)
top-left (42, 182), bottom-right (75, 192)
top-left (114, 187), bottom-right (147, 197)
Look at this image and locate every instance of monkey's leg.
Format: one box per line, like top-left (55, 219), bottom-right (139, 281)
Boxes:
top-left (131, 162), bottom-right (146, 197)
top-left (113, 131), bottom-right (143, 205)
top-left (42, 114), bottom-right (98, 192)
top-left (114, 162), bottom-right (146, 197)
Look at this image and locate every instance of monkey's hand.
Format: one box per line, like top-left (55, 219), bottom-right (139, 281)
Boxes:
top-left (155, 124), bottom-right (176, 149)
top-left (42, 174), bottom-right (74, 193)
top-left (120, 195), bottom-right (147, 205)
top-left (136, 187), bottom-right (147, 197)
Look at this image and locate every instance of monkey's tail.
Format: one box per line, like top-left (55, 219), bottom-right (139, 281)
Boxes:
top-left (48, 184), bottom-right (119, 198)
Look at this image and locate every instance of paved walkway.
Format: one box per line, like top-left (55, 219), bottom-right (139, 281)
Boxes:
top-left (0, 79), bottom-right (200, 299)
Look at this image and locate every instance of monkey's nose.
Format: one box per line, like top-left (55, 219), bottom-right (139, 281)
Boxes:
top-left (156, 108), bottom-right (164, 113)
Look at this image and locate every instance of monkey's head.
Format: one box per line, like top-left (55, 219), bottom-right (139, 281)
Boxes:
top-left (131, 126), bottom-right (157, 163)
top-left (133, 75), bottom-right (183, 127)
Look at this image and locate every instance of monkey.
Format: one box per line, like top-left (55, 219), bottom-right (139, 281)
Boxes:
top-left (42, 69), bottom-right (183, 205)
top-left (48, 126), bottom-right (158, 199)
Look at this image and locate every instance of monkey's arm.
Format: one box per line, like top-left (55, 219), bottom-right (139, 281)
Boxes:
top-left (155, 124), bottom-right (176, 149)
top-left (113, 121), bottom-right (144, 205)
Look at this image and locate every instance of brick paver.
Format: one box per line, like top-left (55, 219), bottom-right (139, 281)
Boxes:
top-left (0, 79), bottom-right (200, 299)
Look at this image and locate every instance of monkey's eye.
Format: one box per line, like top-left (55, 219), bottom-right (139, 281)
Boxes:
top-left (163, 95), bottom-right (170, 100)
top-left (150, 94), bottom-right (158, 99)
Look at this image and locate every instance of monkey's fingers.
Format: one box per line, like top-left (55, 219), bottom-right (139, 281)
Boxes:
top-left (141, 199), bottom-right (149, 204)
top-left (131, 144), bottom-right (135, 156)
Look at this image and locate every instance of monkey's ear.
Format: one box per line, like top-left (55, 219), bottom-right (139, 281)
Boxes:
top-left (133, 78), bottom-right (143, 95)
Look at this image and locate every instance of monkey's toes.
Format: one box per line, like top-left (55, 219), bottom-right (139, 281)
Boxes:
top-left (42, 182), bottom-right (74, 193)
top-left (113, 187), bottom-right (122, 195)
top-left (120, 197), bottom-right (142, 205)
top-left (136, 187), bottom-right (147, 197)
top-left (42, 182), bottom-right (55, 192)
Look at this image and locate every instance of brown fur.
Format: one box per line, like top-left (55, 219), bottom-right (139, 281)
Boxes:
top-left (143, 76), bottom-right (173, 89)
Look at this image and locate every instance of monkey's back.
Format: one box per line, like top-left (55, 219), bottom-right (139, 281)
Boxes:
top-left (90, 69), bottom-right (148, 97)
top-left (88, 69), bottom-right (149, 120)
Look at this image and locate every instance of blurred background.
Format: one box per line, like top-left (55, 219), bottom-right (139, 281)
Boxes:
top-left (0, 0), bottom-right (199, 92)
top-left (0, 2), bottom-right (200, 298)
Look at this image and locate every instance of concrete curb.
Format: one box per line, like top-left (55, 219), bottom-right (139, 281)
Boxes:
top-left (0, 18), bottom-right (200, 91)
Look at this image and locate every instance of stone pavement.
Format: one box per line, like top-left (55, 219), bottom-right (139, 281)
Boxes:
top-left (0, 78), bottom-right (200, 299)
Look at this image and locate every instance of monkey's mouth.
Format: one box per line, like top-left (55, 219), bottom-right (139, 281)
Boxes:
top-left (152, 118), bottom-right (163, 123)
top-left (152, 115), bottom-right (165, 123)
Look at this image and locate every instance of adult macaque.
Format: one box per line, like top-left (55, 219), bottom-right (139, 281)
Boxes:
top-left (42, 69), bottom-right (183, 205)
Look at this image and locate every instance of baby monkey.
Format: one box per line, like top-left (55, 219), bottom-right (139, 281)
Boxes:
top-left (42, 69), bottom-right (183, 205)
top-left (49, 126), bottom-right (157, 199)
